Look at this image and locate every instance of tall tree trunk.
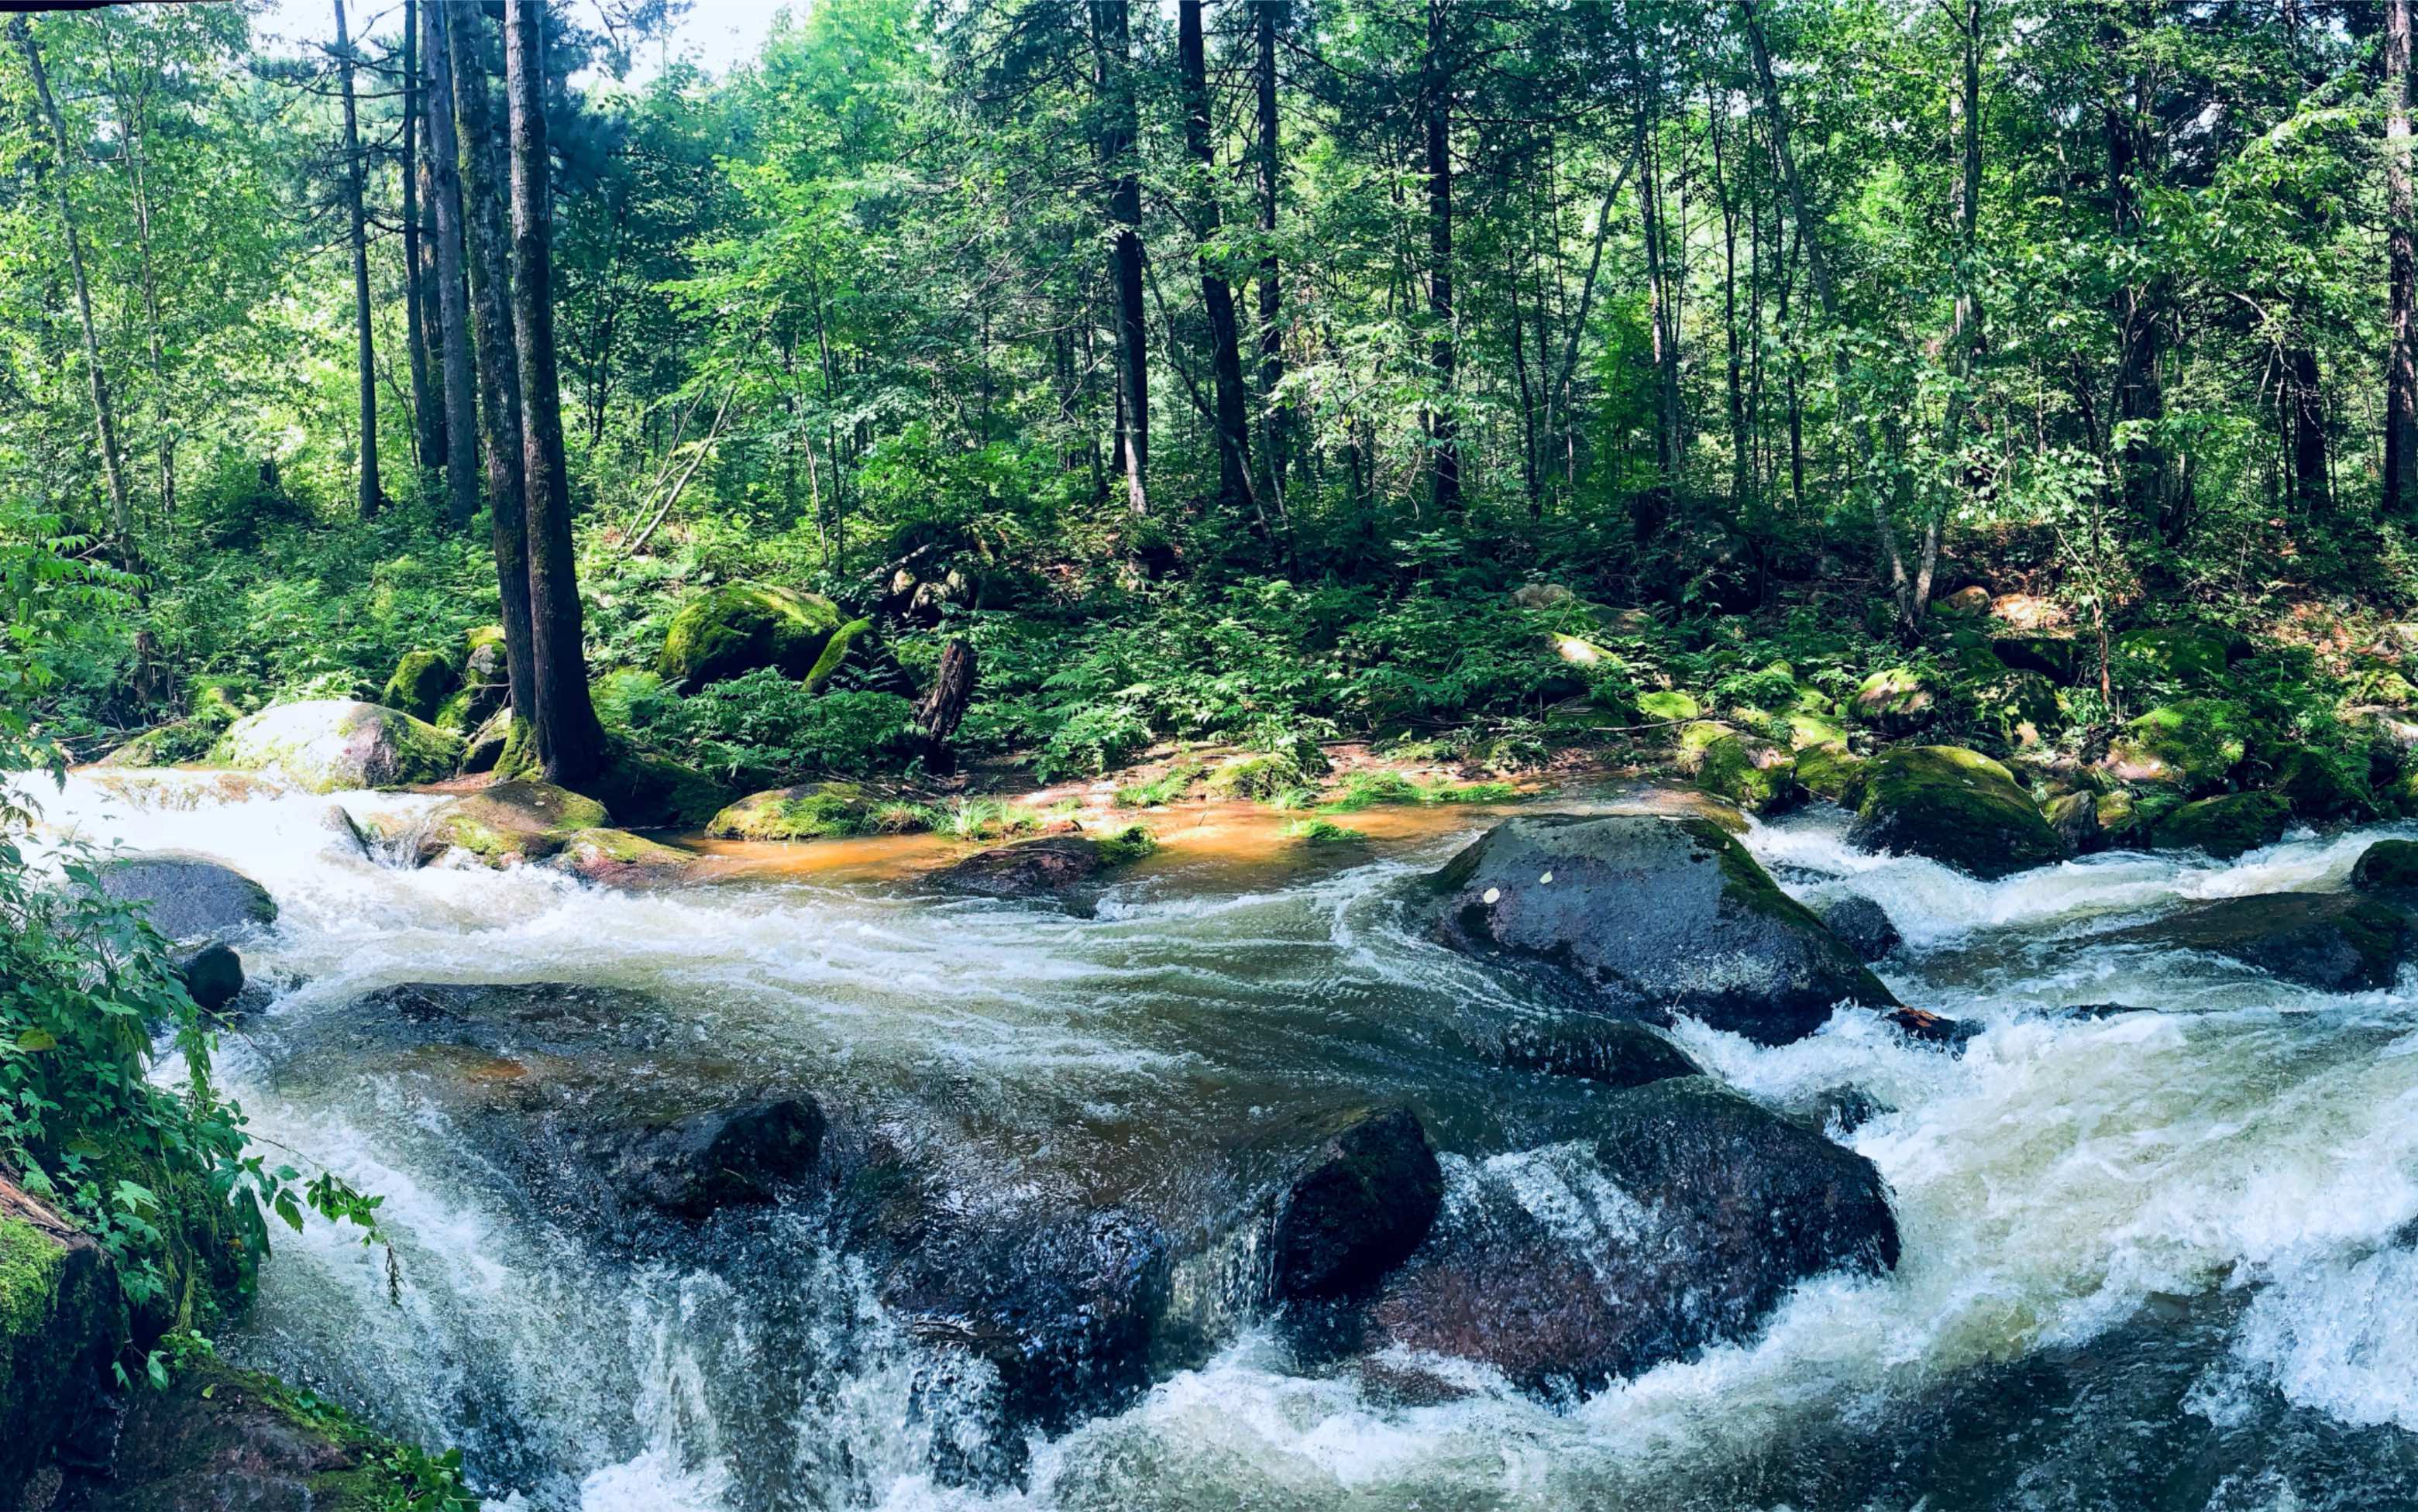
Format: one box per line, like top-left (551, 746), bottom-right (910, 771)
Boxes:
top-left (1735, 0), bottom-right (1902, 613)
top-left (1423, 0), bottom-right (1460, 517)
top-left (112, 55), bottom-right (174, 523)
top-left (402, 0), bottom-right (441, 476)
top-left (2389, 0), bottom-right (2418, 513)
top-left (2102, 12), bottom-right (2169, 541)
top-left (1178, 0), bottom-right (1256, 519)
top-left (1253, 0), bottom-right (1289, 506)
top-left (333, 0), bottom-right (381, 520)
top-left (1095, 0), bottom-right (1149, 518)
top-left (1917, 0), bottom-right (1986, 623)
top-left (448, 0), bottom-right (537, 742)
top-left (1633, 77), bottom-right (1678, 538)
top-left (424, 0), bottom-right (481, 534)
top-left (11, 17), bottom-right (133, 562)
top-left (505, 0), bottom-right (607, 785)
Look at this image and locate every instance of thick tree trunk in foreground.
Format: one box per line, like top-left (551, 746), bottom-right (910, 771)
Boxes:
top-left (449, 0), bottom-right (537, 739)
top-left (424, 0), bottom-right (481, 534)
top-left (504, 0), bottom-right (607, 785)
top-left (1096, 0), bottom-right (1149, 518)
top-left (13, 17), bottom-right (134, 561)
top-left (2389, 0), bottom-right (2418, 513)
top-left (1178, 0), bottom-right (1254, 518)
top-left (333, 0), bottom-right (381, 519)
top-left (402, 0), bottom-right (440, 477)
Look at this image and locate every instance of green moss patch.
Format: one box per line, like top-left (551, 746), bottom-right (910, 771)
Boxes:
top-left (1845, 744), bottom-right (2068, 879)
top-left (2103, 699), bottom-right (2248, 795)
top-left (2151, 790), bottom-right (2291, 860)
top-left (704, 782), bottom-right (870, 840)
top-left (656, 582), bottom-right (843, 689)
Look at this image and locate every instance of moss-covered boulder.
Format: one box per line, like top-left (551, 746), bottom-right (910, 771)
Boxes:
top-left (2272, 747), bottom-right (2382, 826)
top-left (1786, 709), bottom-right (1848, 750)
top-left (379, 650), bottom-right (458, 723)
top-left (2103, 699), bottom-right (2249, 796)
top-left (1673, 720), bottom-right (1735, 775)
top-left (588, 744), bottom-right (734, 830)
top-left (459, 708), bottom-right (511, 776)
top-left (2042, 790), bottom-right (2103, 855)
top-left (2104, 893), bottom-right (2410, 992)
top-left (552, 827), bottom-right (698, 888)
top-left (1695, 733), bottom-right (1800, 813)
top-left (1794, 742), bottom-right (1864, 804)
top-left (930, 829), bottom-right (1156, 902)
top-left (95, 720), bottom-right (218, 769)
top-left (1843, 746), bottom-right (2068, 879)
top-left (1978, 669), bottom-right (2065, 747)
top-left (1992, 634), bottom-right (2079, 684)
top-left (2151, 791), bottom-right (2291, 860)
top-left (1851, 668), bottom-right (1935, 734)
top-left (1636, 689), bottom-right (1701, 723)
top-left (656, 582), bottom-right (844, 689)
top-left (704, 782), bottom-right (869, 841)
top-left (0, 1182), bottom-right (119, 1497)
top-left (210, 700), bottom-right (463, 793)
top-left (2351, 839), bottom-right (2418, 893)
top-left (2113, 625), bottom-right (2245, 686)
top-left (1937, 584), bottom-right (1992, 617)
top-left (1433, 816), bottom-right (1899, 1046)
top-left (414, 781), bottom-right (609, 867)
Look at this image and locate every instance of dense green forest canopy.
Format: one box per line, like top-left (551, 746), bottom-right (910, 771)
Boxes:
top-left (5, 0), bottom-right (2417, 790)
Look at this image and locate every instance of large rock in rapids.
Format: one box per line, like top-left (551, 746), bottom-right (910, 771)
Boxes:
top-left (1812, 893), bottom-right (1902, 962)
top-left (1491, 1015), bottom-right (1702, 1088)
top-left (2105, 893), bottom-right (2413, 991)
top-left (2151, 790), bottom-right (2290, 859)
top-left (655, 581), bottom-right (844, 689)
top-left (97, 851), bottom-right (277, 943)
top-left (414, 779), bottom-right (609, 865)
top-left (1268, 1105), bottom-right (1445, 1303)
top-left (2352, 839), bottom-right (2418, 894)
top-left (208, 699), bottom-right (463, 792)
top-left (1843, 746), bottom-right (2068, 880)
top-left (929, 830), bottom-right (1154, 902)
top-left (1433, 816), bottom-right (1897, 1045)
top-left (604, 1098), bottom-right (827, 1221)
top-left (1369, 1077), bottom-right (1899, 1397)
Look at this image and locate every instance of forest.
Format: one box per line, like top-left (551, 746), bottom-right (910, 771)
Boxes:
top-left (5, 0), bottom-right (2418, 1508)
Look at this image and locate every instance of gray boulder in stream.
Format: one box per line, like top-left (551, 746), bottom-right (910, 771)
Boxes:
top-left (928, 828), bottom-right (1154, 902)
top-left (2103, 892), bottom-right (2413, 991)
top-left (1268, 1105), bottom-right (1446, 1302)
top-left (1368, 1077), bottom-right (1899, 1396)
top-left (97, 851), bottom-right (276, 943)
top-left (607, 1099), bottom-right (827, 1221)
top-left (1433, 816), bottom-right (1899, 1046)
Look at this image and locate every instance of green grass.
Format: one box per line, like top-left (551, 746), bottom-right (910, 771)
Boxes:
top-left (1113, 761), bottom-right (1203, 808)
top-left (1285, 818), bottom-right (1367, 844)
top-left (1319, 771), bottom-right (1519, 813)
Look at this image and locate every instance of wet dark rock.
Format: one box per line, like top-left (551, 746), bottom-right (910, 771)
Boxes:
top-left (2151, 791), bottom-right (2290, 860)
top-left (2104, 893), bottom-right (2413, 992)
top-left (604, 1098), bottom-right (827, 1221)
top-left (318, 804), bottom-right (370, 858)
top-left (1844, 746), bottom-right (2068, 880)
top-left (1433, 816), bottom-right (1899, 1046)
top-left (1269, 1105), bottom-right (1445, 1303)
top-left (2059, 1002), bottom-right (2152, 1020)
top-left (0, 1180), bottom-right (118, 1500)
top-left (1370, 1077), bottom-right (1897, 1397)
top-left (929, 830), bottom-right (1152, 902)
top-left (2351, 838), bottom-right (2418, 894)
top-left (1992, 633), bottom-right (2079, 684)
top-left (1886, 1005), bottom-right (1979, 1049)
top-left (96, 852), bottom-right (276, 943)
top-left (172, 943), bottom-right (244, 1014)
top-left (1804, 1084), bottom-right (1890, 1136)
top-left (1813, 893), bottom-right (1902, 962)
top-left (1494, 1016), bottom-right (1701, 1089)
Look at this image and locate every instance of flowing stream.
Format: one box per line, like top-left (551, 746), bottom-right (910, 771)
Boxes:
top-left (26, 769), bottom-right (2418, 1510)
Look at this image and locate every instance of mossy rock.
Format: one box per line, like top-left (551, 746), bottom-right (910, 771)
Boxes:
top-left (415, 780), bottom-right (610, 866)
top-left (1978, 669), bottom-right (2065, 747)
top-left (380, 649), bottom-right (459, 723)
top-left (2352, 839), bottom-right (2418, 892)
top-left (1696, 734), bottom-right (1799, 813)
top-left (586, 744), bottom-right (735, 830)
top-left (705, 782), bottom-right (869, 840)
top-left (0, 1185), bottom-right (118, 1497)
top-left (2351, 662), bottom-right (2418, 709)
top-left (185, 677), bottom-right (253, 730)
top-left (1844, 745), bottom-right (2068, 879)
top-left (460, 708), bottom-right (513, 776)
top-left (656, 582), bottom-right (844, 689)
top-left (804, 617), bottom-right (877, 694)
top-left (1992, 634), bottom-right (2080, 685)
top-left (1673, 720), bottom-right (1735, 776)
top-left (2151, 791), bottom-right (2290, 860)
top-left (97, 719), bottom-right (219, 768)
top-left (1548, 632), bottom-right (1620, 672)
top-left (2272, 747), bottom-right (2382, 826)
top-left (1785, 710), bottom-right (1848, 750)
top-left (1635, 689), bottom-right (1701, 723)
top-left (552, 826), bottom-right (697, 886)
top-left (1945, 627), bottom-right (2008, 677)
top-left (2041, 790), bottom-right (2103, 854)
top-left (210, 700), bottom-right (463, 793)
top-left (1851, 668), bottom-right (1935, 735)
top-left (2103, 699), bottom-right (2248, 796)
top-left (2113, 625), bottom-right (2244, 686)
top-left (1795, 742), bottom-right (1864, 804)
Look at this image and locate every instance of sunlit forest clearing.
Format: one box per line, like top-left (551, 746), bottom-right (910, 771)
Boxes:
top-left (5, 2), bottom-right (2418, 1508)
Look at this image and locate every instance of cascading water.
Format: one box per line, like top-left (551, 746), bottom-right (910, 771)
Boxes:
top-left (25, 770), bottom-right (2418, 1510)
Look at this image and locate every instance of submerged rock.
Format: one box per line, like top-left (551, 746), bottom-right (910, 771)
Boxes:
top-left (1812, 893), bottom-right (1902, 962)
top-left (1492, 1015), bottom-right (1702, 1088)
top-left (1370, 1077), bottom-right (1897, 1396)
top-left (1843, 746), bottom-right (2068, 880)
top-left (1268, 1105), bottom-right (1445, 1303)
top-left (171, 942), bottom-right (245, 1014)
top-left (2151, 791), bottom-right (2289, 860)
top-left (2105, 893), bottom-right (2412, 992)
top-left (1433, 816), bottom-right (1897, 1046)
top-left (655, 581), bottom-right (844, 689)
top-left (929, 830), bottom-right (1153, 902)
top-left (605, 1098), bottom-right (827, 1221)
top-left (208, 699), bottom-right (462, 793)
top-left (97, 852), bottom-right (276, 943)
